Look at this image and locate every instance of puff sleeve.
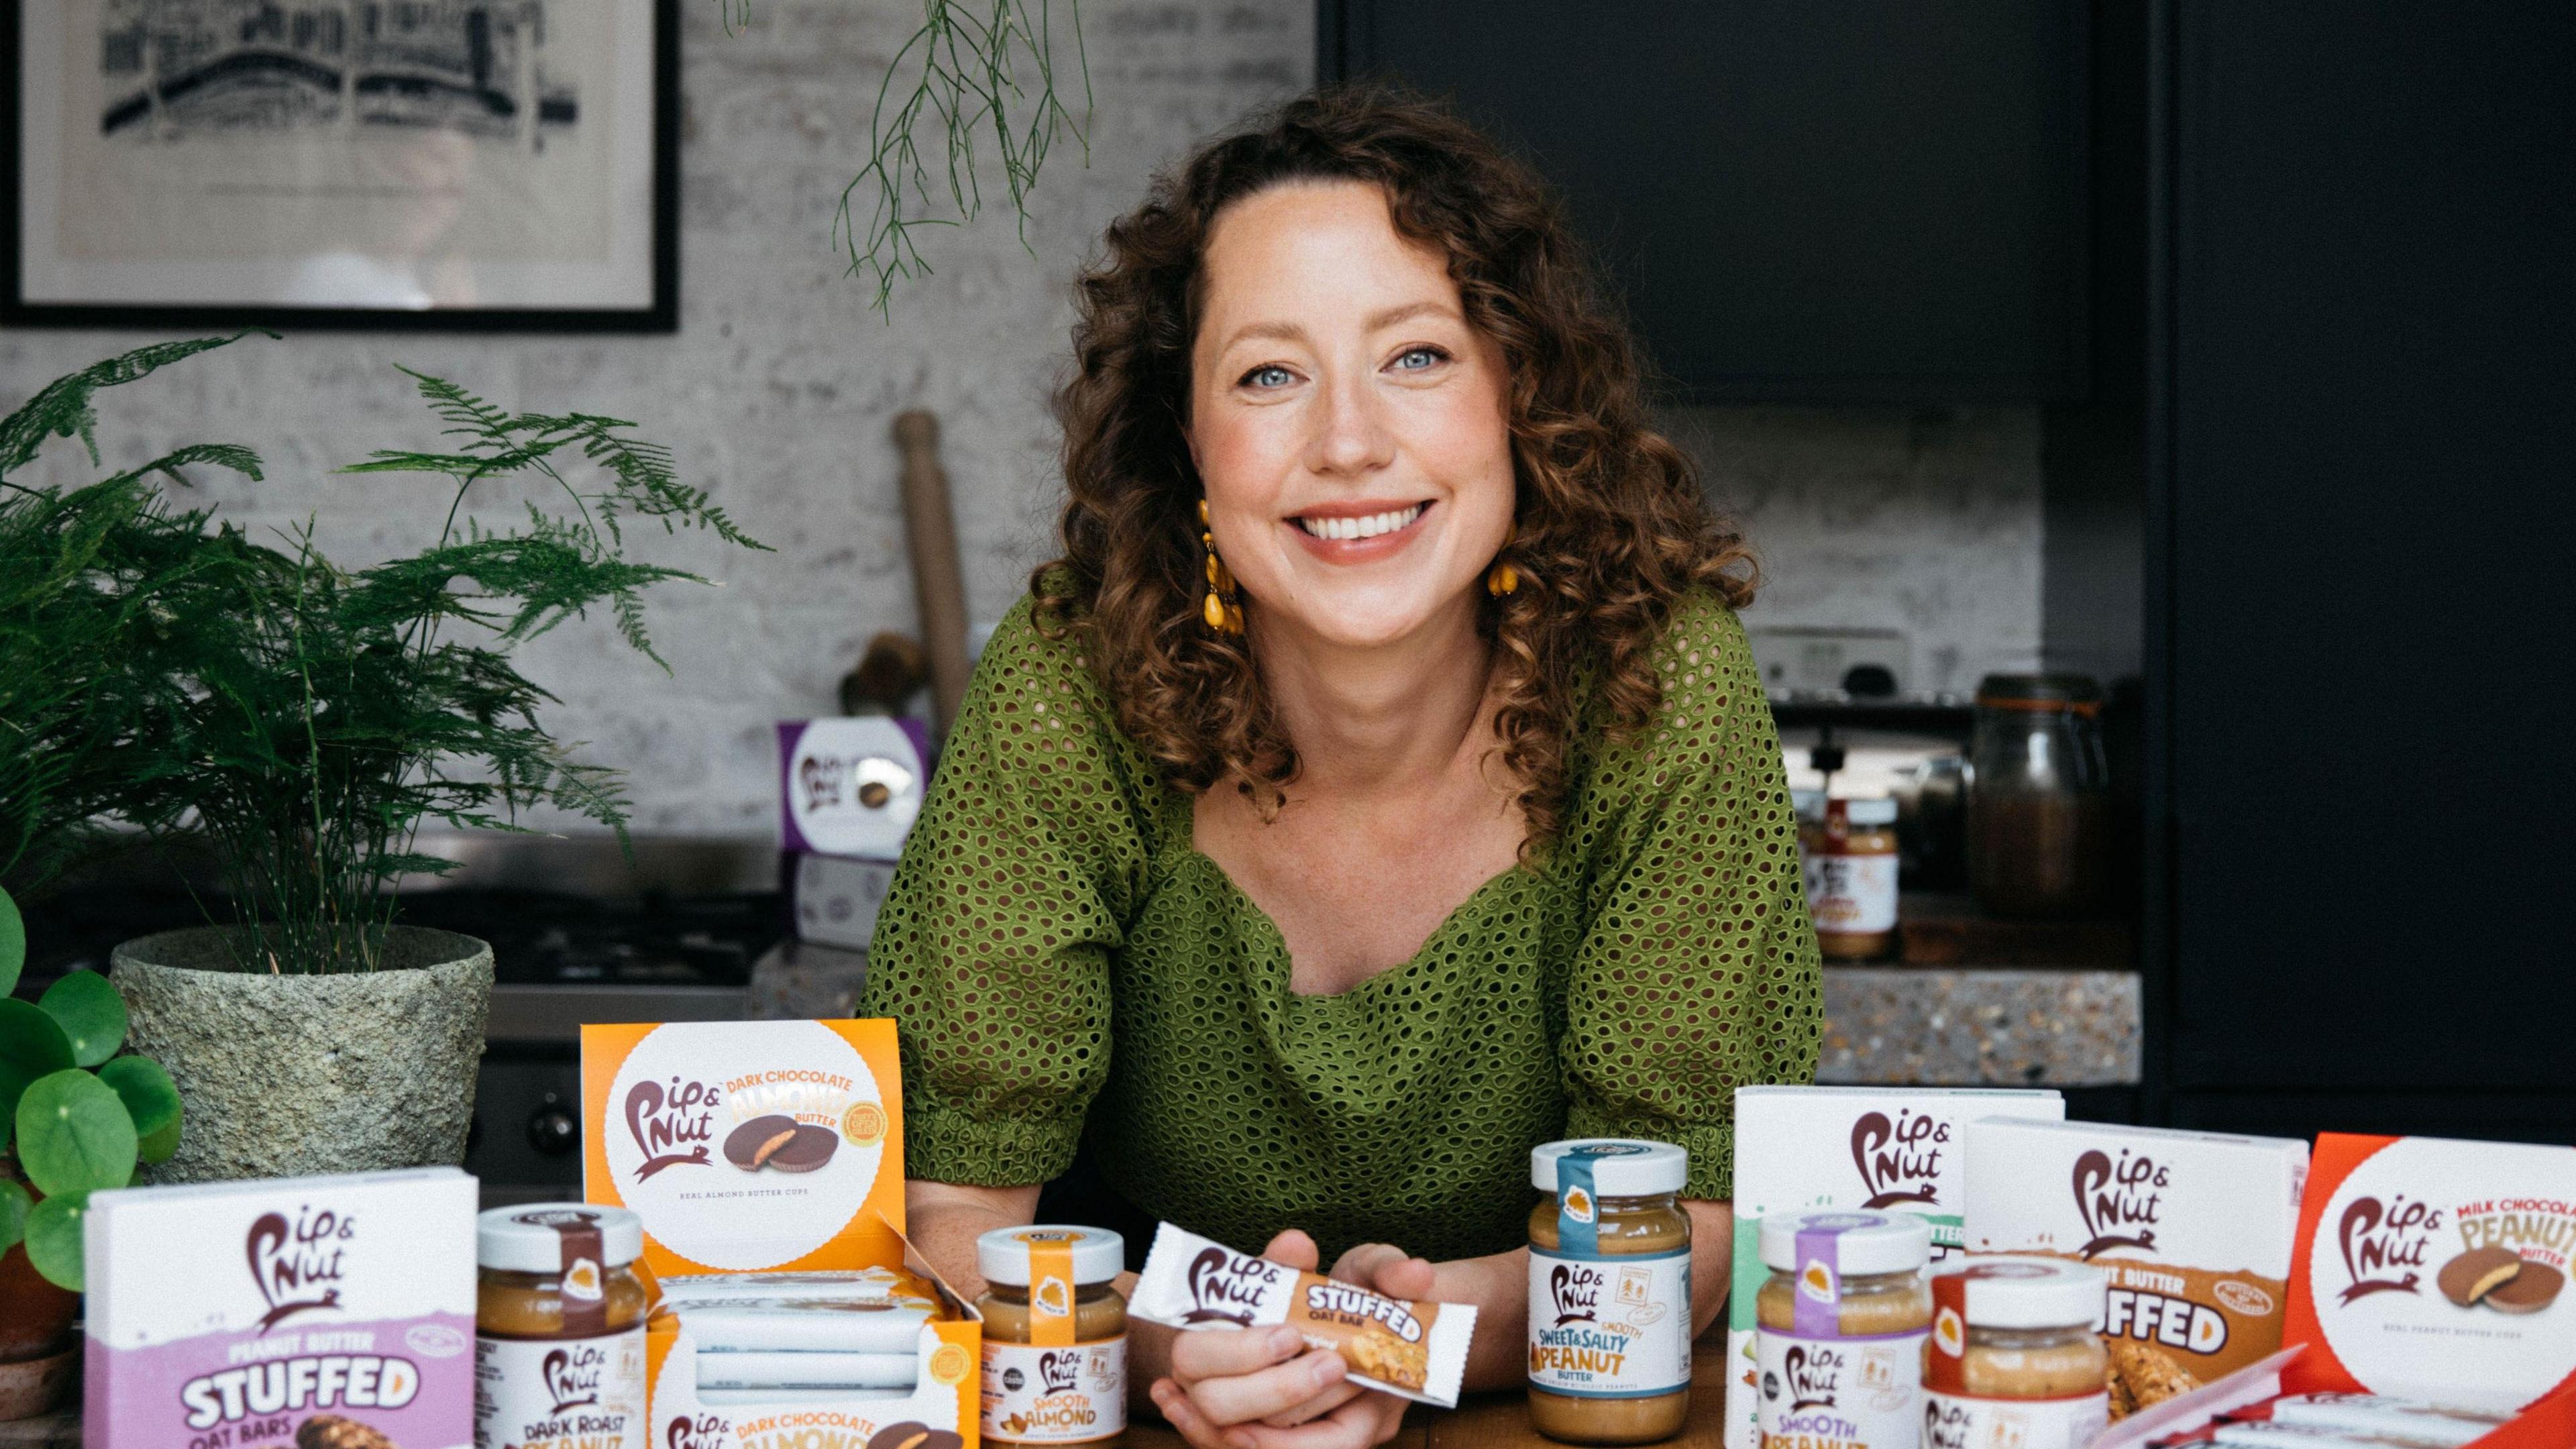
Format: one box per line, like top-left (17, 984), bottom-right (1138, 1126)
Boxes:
top-left (858, 598), bottom-right (1155, 1185)
top-left (1558, 595), bottom-right (1824, 1200)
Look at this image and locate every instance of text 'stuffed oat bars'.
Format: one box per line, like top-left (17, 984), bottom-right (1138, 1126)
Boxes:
top-left (1129, 1223), bottom-right (1478, 1408)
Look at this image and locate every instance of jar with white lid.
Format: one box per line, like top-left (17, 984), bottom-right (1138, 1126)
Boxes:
top-left (1525, 1139), bottom-right (1693, 1445)
top-left (474, 1203), bottom-right (648, 1449)
top-left (1924, 1257), bottom-right (2108, 1449)
top-left (1753, 1212), bottom-right (1931, 1449)
top-left (1803, 796), bottom-right (1900, 959)
top-left (975, 1226), bottom-right (1126, 1448)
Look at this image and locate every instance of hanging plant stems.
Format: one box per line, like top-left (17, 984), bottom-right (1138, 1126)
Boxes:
top-left (842, 1), bottom-right (1091, 314)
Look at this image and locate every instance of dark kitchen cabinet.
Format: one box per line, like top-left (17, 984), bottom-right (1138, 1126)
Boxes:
top-left (2147, 1), bottom-right (2576, 1137)
top-left (1320, 1), bottom-right (2090, 402)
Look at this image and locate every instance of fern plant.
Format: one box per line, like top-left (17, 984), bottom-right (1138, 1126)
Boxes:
top-left (0, 333), bottom-right (767, 973)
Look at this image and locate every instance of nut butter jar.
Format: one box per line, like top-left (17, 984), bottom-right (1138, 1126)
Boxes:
top-left (1803, 796), bottom-right (1900, 960)
top-left (1923, 1257), bottom-right (2108, 1449)
top-left (1525, 1139), bottom-right (1693, 1445)
top-left (976, 1226), bottom-right (1127, 1448)
top-left (475, 1203), bottom-right (649, 1449)
top-left (1753, 1212), bottom-right (1931, 1449)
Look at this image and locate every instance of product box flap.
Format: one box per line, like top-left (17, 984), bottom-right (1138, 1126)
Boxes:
top-left (86, 1165), bottom-right (476, 1344)
top-left (1964, 1118), bottom-right (2310, 1275)
top-left (583, 1018), bottom-right (904, 1277)
top-left (2282, 1132), bottom-right (2576, 1411)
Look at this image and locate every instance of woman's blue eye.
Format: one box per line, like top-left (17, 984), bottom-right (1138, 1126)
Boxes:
top-left (1242, 365), bottom-right (1295, 388)
top-left (1392, 347), bottom-right (1447, 371)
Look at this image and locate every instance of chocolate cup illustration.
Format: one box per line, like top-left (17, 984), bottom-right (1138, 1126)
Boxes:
top-left (2436, 1246), bottom-right (2523, 1307)
top-left (768, 1122), bottom-right (841, 1173)
top-left (867, 1423), bottom-right (963, 1449)
top-left (724, 1114), bottom-right (801, 1171)
top-left (2486, 1259), bottom-right (2563, 1314)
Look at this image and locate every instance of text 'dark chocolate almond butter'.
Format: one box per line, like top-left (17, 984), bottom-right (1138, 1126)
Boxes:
top-left (2436, 1246), bottom-right (2524, 1307)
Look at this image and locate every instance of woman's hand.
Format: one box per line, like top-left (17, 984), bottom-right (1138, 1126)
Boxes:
top-left (1148, 1230), bottom-right (1413, 1449)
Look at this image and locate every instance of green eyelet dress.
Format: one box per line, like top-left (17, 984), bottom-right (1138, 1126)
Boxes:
top-left (858, 586), bottom-right (1822, 1265)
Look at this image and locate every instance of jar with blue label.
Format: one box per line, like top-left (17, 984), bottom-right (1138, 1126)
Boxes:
top-left (1526, 1138), bottom-right (1692, 1445)
top-left (1753, 1211), bottom-right (1931, 1449)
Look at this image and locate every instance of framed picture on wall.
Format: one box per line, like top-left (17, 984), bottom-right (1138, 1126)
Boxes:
top-left (2, 0), bottom-right (677, 331)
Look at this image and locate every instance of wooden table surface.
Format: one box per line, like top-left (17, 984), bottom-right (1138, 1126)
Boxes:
top-left (1130, 1338), bottom-right (1733, 1449)
top-left (3, 1338), bottom-right (1736, 1449)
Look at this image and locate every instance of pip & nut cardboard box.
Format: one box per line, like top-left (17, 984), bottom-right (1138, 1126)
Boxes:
top-left (83, 1165), bottom-right (478, 1449)
top-left (2282, 1132), bottom-right (2576, 1412)
top-left (1723, 1085), bottom-right (2065, 1449)
top-left (582, 1019), bottom-right (981, 1449)
top-left (1964, 1118), bottom-right (2308, 1392)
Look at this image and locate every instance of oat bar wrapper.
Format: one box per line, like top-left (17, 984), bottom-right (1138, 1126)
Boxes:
top-left (1131, 1222), bottom-right (1478, 1408)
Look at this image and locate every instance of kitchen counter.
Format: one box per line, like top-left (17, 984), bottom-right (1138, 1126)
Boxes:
top-left (1820, 965), bottom-right (2141, 1086)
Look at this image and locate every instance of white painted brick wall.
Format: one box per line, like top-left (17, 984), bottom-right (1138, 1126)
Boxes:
top-left (3, 3), bottom-right (2037, 841)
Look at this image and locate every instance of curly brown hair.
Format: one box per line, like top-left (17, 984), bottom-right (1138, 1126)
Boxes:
top-left (1034, 85), bottom-right (1756, 851)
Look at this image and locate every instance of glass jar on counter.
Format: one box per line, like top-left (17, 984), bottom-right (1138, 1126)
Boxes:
top-left (1801, 797), bottom-right (1900, 959)
top-left (1924, 1257), bottom-right (2108, 1448)
top-left (1526, 1139), bottom-right (1692, 1445)
top-left (1754, 1212), bottom-right (1931, 1449)
top-left (1967, 674), bottom-right (2112, 918)
top-left (976, 1226), bottom-right (1126, 1449)
top-left (476, 1204), bottom-right (649, 1449)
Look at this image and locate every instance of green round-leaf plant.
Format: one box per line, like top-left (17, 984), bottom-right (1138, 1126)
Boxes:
top-left (0, 885), bottom-right (22, 998)
top-left (14, 1069), bottom-right (138, 1197)
top-left (137, 1114), bottom-right (181, 1166)
top-left (96, 1055), bottom-right (181, 1139)
top-left (0, 1179), bottom-right (28, 1256)
top-left (38, 969), bottom-right (127, 1068)
top-left (23, 1189), bottom-right (90, 1292)
top-left (0, 998), bottom-right (76, 1131)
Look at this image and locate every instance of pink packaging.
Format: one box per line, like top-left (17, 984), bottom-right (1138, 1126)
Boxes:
top-left (83, 1166), bottom-right (478, 1449)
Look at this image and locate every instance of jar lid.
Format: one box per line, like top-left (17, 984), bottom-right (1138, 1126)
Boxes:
top-left (479, 1203), bottom-right (643, 1274)
top-left (1758, 1210), bottom-right (1931, 1277)
top-left (1931, 1256), bottom-right (2106, 1330)
top-left (1974, 673), bottom-right (2103, 709)
top-left (976, 1225), bottom-right (1125, 1286)
top-left (1530, 1138), bottom-right (1689, 1197)
top-left (1836, 797), bottom-right (1898, 826)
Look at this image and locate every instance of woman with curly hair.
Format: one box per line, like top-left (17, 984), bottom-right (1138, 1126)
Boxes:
top-left (862, 87), bottom-right (1821, 1445)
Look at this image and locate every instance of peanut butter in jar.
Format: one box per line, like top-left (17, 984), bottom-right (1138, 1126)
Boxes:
top-left (975, 1226), bottom-right (1127, 1449)
top-left (1526, 1140), bottom-right (1693, 1446)
top-left (475, 1204), bottom-right (650, 1449)
top-left (1753, 1212), bottom-right (1931, 1449)
top-left (1923, 1257), bottom-right (2109, 1448)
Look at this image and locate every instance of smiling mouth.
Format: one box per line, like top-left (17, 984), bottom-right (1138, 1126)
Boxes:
top-left (1291, 502), bottom-right (1428, 541)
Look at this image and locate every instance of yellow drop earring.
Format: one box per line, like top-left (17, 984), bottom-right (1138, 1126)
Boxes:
top-left (1200, 499), bottom-right (1245, 635)
top-left (1486, 525), bottom-right (1521, 597)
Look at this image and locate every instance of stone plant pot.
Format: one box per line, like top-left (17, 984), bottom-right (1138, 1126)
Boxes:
top-left (109, 926), bottom-right (492, 1184)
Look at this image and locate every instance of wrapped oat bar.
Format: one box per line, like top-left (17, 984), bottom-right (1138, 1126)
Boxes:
top-left (2235, 1394), bottom-right (2506, 1448)
top-left (1130, 1223), bottom-right (1478, 1408)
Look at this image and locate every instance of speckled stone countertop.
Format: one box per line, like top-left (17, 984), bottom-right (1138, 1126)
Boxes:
top-left (1819, 967), bottom-right (2141, 1085)
top-left (750, 944), bottom-right (2145, 1087)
